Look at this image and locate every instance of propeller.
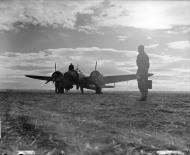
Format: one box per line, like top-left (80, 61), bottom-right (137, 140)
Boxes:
top-left (45, 63), bottom-right (57, 84)
top-left (95, 61), bottom-right (97, 71)
top-left (45, 77), bottom-right (52, 84)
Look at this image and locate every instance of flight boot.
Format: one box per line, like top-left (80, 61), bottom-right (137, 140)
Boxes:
top-left (137, 96), bottom-right (147, 101)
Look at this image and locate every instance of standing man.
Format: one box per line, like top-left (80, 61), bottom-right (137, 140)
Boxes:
top-left (136, 45), bottom-right (150, 101)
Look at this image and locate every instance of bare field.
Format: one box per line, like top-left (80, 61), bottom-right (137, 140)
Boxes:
top-left (0, 91), bottom-right (190, 155)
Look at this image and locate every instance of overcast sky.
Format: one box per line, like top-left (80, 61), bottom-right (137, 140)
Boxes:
top-left (0, 0), bottom-right (190, 91)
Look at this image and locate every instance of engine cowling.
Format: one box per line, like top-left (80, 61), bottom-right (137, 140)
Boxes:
top-left (89, 71), bottom-right (104, 87)
top-left (46, 71), bottom-right (65, 93)
top-left (52, 71), bottom-right (64, 81)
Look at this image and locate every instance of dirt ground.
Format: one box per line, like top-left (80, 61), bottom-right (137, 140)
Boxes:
top-left (0, 91), bottom-right (190, 155)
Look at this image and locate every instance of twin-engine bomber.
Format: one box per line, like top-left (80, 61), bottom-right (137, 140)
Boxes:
top-left (25, 63), bottom-right (153, 94)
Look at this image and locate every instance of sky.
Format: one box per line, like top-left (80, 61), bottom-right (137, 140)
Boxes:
top-left (0, 0), bottom-right (190, 91)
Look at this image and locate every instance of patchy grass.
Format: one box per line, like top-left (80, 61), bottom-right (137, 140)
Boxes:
top-left (0, 91), bottom-right (190, 154)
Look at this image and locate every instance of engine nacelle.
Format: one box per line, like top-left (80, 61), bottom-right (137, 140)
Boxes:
top-left (89, 71), bottom-right (104, 87)
top-left (51, 71), bottom-right (64, 82)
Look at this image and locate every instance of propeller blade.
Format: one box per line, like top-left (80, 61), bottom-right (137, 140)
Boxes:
top-left (45, 77), bottom-right (52, 84)
top-left (95, 61), bottom-right (97, 71)
top-left (46, 63), bottom-right (57, 84)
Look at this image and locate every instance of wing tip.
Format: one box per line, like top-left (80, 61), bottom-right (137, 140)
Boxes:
top-left (25, 75), bottom-right (38, 79)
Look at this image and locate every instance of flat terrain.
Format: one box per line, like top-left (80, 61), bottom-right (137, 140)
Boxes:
top-left (0, 91), bottom-right (190, 155)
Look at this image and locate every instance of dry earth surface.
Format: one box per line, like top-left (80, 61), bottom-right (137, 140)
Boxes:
top-left (0, 91), bottom-right (190, 155)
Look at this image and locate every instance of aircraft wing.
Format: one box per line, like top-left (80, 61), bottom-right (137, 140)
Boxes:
top-left (104, 73), bottom-right (153, 84)
top-left (25, 75), bottom-right (51, 81)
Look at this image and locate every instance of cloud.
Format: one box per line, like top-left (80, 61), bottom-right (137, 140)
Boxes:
top-left (11, 65), bottom-right (53, 71)
top-left (77, 25), bottom-right (104, 35)
top-left (0, 47), bottom-right (137, 76)
top-left (117, 35), bottom-right (129, 41)
top-left (1, 0), bottom-right (190, 32)
top-left (0, 0), bottom-right (103, 31)
top-left (93, 1), bottom-right (190, 29)
top-left (165, 26), bottom-right (190, 34)
top-left (145, 43), bottom-right (159, 49)
top-left (167, 41), bottom-right (190, 50)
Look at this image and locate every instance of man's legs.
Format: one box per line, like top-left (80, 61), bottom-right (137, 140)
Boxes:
top-left (137, 77), bottom-right (148, 101)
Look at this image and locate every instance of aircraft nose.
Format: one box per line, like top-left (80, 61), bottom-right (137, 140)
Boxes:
top-left (64, 70), bottom-right (79, 83)
top-left (148, 73), bottom-right (154, 77)
top-left (45, 71), bottom-right (61, 84)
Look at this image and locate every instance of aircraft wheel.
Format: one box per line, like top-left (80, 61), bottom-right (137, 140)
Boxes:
top-left (60, 88), bottom-right (64, 93)
top-left (80, 87), bottom-right (84, 94)
top-left (96, 87), bottom-right (103, 94)
top-left (55, 87), bottom-right (58, 93)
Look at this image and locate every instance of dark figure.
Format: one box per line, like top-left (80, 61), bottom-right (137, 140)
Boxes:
top-left (136, 45), bottom-right (149, 101)
top-left (67, 63), bottom-right (79, 90)
top-left (69, 63), bottom-right (74, 71)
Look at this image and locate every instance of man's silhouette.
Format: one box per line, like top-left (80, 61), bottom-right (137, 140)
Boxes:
top-left (136, 45), bottom-right (149, 101)
top-left (68, 63), bottom-right (79, 89)
top-left (69, 63), bottom-right (74, 71)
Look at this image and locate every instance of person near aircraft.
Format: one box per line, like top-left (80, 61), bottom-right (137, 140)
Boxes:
top-left (69, 63), bottom-right (74, 71)
top-left (136, 45), bottom-right (150, 101)
top-left (67, 63), bottom-right (79, 89)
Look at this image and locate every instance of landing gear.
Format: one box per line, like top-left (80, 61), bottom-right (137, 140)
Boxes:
top-left (80, 87), bottom-right (84, 94)
top-left (76, 84), bottom-right (79, 90)
top-left (96, 87), bottom-right (103, 94)
top-left (55, 88), bottom-right (57, 93)
top-left (59, 88), bottom-right (64, 93)
top-left (55, 86), bottom-right (59, 93)
top-left (55, 86), bottom-right (64, 94)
